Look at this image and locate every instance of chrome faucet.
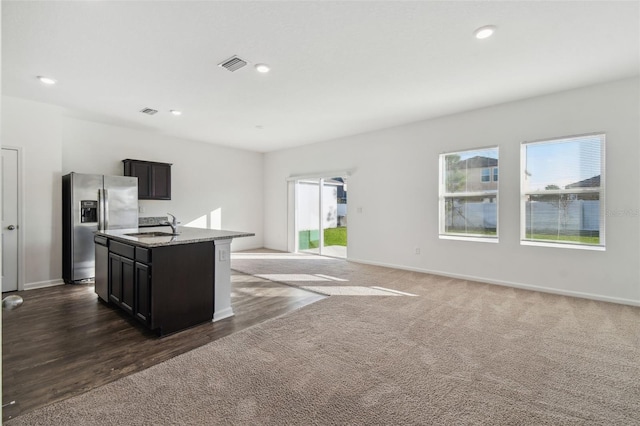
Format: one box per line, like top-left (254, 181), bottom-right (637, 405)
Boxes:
top-left (166, 213), bottom-right (180, 234)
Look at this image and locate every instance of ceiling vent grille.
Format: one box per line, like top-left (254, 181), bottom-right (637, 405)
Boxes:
top-left (140, 108), bottom-right (158, 115)
top-left (218, 56), bottom-right (248, 72)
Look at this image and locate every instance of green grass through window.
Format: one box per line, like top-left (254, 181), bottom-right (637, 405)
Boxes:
top-left (444, 228), bottom-right (497, 236)
top-left (299, 227), bottom-right (347, 250)
top-left (324, 227), bottom-right (347, 246)
top-left (524, 234), bottom-right (600, 245)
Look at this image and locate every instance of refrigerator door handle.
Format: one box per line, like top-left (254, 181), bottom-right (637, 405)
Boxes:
top-left (103, 189), bottom-right (109, 230)
top-left (98, 189), bottom-right (104, 231)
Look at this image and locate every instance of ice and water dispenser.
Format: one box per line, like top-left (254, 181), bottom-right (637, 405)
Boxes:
top-left (80, 200), bottom-right (98, 223)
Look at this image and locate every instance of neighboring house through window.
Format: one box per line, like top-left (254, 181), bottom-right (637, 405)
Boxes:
top-left (439, 147), bottom-right (499, 240)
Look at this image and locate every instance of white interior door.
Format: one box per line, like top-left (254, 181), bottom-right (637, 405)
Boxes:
top-left (2, 148), bottom-right (19, 292)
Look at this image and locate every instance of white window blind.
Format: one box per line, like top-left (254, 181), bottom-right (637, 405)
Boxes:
top-left (521, 133), bottom-right (605, 248)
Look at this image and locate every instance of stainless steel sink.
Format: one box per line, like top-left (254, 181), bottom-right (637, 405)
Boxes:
top-left (124, 231), bottom-right (180, 237)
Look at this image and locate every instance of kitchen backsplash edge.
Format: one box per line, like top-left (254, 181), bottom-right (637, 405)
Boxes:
top-left (138, 216), bottom-right (170, 227)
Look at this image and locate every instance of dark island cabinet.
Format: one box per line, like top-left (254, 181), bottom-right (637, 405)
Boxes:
top-left (106, 241), bottom-right (151, 324)
top-left (108, 253), bottom-right (122, 304)
top-left (123, 159), bottom-right (172, 200)
top-left (108, 248), bottom-right (135, 316)
top-left (95, 238), bottom-right (214, 336)
top-left (134, 262), bottom-right (151, 324)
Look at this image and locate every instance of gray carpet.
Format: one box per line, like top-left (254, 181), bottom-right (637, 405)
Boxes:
top-left (8, 252), bottom-right (640, 425)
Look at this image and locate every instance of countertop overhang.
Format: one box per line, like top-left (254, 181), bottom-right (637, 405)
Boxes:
top-left (96, 226), bottom-right (254, 248)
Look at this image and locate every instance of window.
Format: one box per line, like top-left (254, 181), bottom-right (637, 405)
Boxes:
top-left (481, 167), bottom-right (498, 183)
top-left (521, 133), bottom-right (604, 248)
top-left (440, 147), bottom-right (499, 240)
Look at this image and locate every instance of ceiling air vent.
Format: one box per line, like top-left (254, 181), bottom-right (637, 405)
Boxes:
top-left (140, 108), bottom-right (158, 115)
top-left (218, 55), bottom-right (247, 72)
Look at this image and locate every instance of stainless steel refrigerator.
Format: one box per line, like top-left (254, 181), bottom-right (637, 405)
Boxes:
top-left (62, 172), bottom-right (138, 284)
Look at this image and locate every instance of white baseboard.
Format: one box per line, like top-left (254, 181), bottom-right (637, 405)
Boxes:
top-left (348, 257), bottom-right (640, 307)
top-left (23, 279), bottom-right (65, 291)
top-left (213, 307), bottom-right (234, 322)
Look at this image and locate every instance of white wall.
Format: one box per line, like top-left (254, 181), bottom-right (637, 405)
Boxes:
top-left (263, 77), bottom-right (640, 305)
top-left (2, 95), bottom-right (264, 288)
top-left (62, 116), bottom-right (263, 252)
top-left (2, 96), bottom-right (64, 288)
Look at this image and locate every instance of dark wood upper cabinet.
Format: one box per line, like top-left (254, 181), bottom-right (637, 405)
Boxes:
top-left (123, 159), bottom-right (172, 200)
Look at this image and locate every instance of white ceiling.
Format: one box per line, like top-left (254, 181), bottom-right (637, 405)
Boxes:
top-left (3, 1), bottom-right (639, 153)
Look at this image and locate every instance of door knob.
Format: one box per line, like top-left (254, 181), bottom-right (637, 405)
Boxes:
top-left (7, 225), bottom-right (16, 230)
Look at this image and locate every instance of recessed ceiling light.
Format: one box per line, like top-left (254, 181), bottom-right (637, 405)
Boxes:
top-left (170, 110), bottom-right (182, 116)
top-left (474, 25), bottom-right (496, 40)
top-left (255, 64), bottom-right (270, 73)
top-left (37, 76), bottom-right (57, 85)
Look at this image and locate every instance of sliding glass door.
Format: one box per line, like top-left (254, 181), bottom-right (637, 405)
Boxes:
top-left (296, 180), bottom-right (321, 254)
top-left (295, 177), bottom-right (347, 258)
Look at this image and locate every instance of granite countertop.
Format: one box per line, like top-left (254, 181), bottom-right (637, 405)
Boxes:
top-left (96, 226), bottom-right (254, 248)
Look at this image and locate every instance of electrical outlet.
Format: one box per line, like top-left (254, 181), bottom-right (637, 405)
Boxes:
top-left (138, 205), bottom-right (146, 214)
top-left (415, 248), bottom-right (421, 255)
top-left (219, 248), bottom-right (229, 261)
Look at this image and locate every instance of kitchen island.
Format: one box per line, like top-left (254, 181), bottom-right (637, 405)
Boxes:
top-left (94, 227), bottom-right (254, 336)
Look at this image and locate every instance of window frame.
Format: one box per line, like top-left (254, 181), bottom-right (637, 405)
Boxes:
top-left (520, 132), bottom-right (606, 251)
top-left (439, 146), bottom-right (499, 242)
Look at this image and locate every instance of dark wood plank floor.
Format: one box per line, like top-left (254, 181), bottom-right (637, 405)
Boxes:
top-left (2, 271), bottom-right (326, 421)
